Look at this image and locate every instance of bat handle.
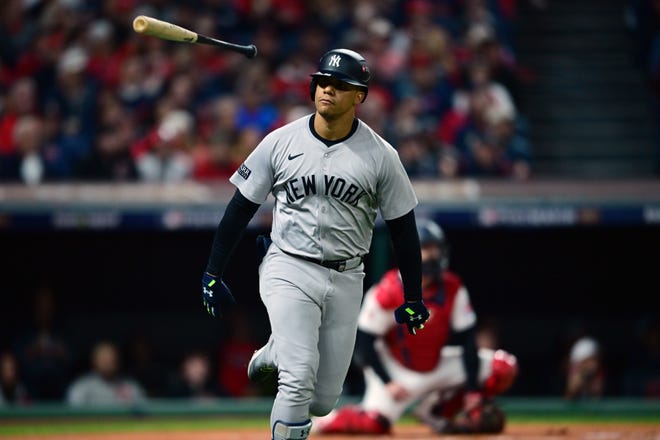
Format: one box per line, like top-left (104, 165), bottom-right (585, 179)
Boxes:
top-left (196, 35), bottom-right (257, 58)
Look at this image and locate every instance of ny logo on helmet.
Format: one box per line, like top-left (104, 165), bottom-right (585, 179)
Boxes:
top-left (328, 54), bottom-right (341, 67)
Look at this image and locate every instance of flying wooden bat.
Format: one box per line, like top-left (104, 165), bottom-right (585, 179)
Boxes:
top-left (132, 15), bottom-right (257, 58)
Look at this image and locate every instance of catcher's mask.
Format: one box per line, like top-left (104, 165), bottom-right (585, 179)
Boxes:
top-left (310, 48), bottom-right (370, 102)
top-left (417, 218), bottom-right (450, 274)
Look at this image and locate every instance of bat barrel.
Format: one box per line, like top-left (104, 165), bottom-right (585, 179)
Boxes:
top-left (133, 16), bottom-right (149, 33)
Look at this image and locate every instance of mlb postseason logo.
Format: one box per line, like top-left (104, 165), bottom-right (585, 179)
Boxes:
top-left (238, 163), bottom-right (252, 180)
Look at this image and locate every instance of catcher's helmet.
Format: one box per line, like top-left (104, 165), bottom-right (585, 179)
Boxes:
top-left (417, 218), bottom-right (449, 270)
top-left (309, 48), bottom-right (370, 102)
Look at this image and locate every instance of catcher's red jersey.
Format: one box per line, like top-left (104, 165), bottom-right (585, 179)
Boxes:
top-left (358, 269), bottom-right (475, 372)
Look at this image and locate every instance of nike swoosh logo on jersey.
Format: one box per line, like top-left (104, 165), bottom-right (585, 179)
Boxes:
top-left (288, 153), bottom-right (304, 160)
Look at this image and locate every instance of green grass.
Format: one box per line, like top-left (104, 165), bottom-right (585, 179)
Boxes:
top-left (1, 398), bottom-right (658, 436)
top-left (4, 415), bottom-right (657, 437)
top-left (506, 414), bottom-right (660, 424)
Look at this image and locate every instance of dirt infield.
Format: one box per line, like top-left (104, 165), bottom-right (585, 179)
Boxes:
top-left (6, 423), bottom-right (659, 440)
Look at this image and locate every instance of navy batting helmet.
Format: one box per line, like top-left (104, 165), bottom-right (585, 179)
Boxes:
top-left (309, 48), bottom-right (370, 102)
top-left (417, 218), bottom-right (449, 270)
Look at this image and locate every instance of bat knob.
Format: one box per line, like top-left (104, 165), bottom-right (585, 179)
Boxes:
top-left (246, 44), bottom-right (258, 59)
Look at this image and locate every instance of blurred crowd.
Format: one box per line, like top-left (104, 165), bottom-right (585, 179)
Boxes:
top-left (1, 286), bottom-right (265, 406)
top-left (0, 0), bottom-right (533, 184)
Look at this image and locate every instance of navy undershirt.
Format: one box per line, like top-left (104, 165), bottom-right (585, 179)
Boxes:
top-left (309, 114), bottom-right (359, 147)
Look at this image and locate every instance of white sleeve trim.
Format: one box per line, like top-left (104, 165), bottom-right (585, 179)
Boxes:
top-left (450, 286), bottom-right (477, 332)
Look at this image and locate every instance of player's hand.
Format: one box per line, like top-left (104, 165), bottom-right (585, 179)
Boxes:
top-left (386, 381), bottom-right (411, 401)
top-left (201, 272), bottom-right (235, 318)
top-left (394, 300), bottom-right (430, 335)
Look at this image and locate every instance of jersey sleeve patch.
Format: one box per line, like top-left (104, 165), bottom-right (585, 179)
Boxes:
top-left (237, 163), bottom-right (252, 180)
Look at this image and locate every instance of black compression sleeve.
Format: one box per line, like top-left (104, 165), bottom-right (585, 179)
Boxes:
top-left (385, 210), bottom-right (422, 302)
top-left (205, 189), bottom-right (260, 276)
top-left (354, 329), bottom-right (391, 384)
top-left (452, 326), bottom-right (480, 391)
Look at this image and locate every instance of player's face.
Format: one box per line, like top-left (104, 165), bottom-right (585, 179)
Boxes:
top-left (314, 77), bottom-right (364, 121)
top-left (421, 245), bottom-right (442, 265)
top-left (421, 244), bottom-right (443, 288)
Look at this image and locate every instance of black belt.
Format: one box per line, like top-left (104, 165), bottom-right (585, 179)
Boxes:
top-left (281, 250), bottom-right (363, 272)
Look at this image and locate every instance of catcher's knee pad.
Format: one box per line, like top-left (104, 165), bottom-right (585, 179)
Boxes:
top-left (272, 419), bottom-right (312, 440)
top-left (483, 349), bottom-right (518, 396)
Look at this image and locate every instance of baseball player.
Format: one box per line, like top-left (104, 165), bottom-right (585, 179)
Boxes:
top-left (312, 219), bottom-right (518, 435)
top-left (200, 48), bottom-right (430, 440)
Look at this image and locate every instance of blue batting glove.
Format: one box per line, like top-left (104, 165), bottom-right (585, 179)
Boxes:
top-left (394, 300), bottom-right (430, 335)
top-left (201, 272), bottom-right (235, 318)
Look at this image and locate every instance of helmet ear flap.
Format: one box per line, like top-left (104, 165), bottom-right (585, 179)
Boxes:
top-left (309, 78), bottom-right (317, 101)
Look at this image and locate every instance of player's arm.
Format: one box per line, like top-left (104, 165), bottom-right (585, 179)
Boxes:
top-left (353, 329), bottom-right (410, 401)
top-left (385, 210), bottom-right (429, 334)
top-left (448, 285), bottom-right (481, 409)
top-left (451, 325), bottom-right (480, 392)
top-left (353, 329), bottom-right (391, 384)
top-left (354, 285), bottom-right (391, 381)
top-left (202, 188), bottom-right (260, 317)
top-left (355, 285), bottom-right (412, 400)
top-left (206, 188), bottom-right (260, 276)
top-left (385, 210), bottom-right (421, 301)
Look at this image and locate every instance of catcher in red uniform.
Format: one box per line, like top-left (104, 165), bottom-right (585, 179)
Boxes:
top-left (313, 219), bottom-right (518, 435)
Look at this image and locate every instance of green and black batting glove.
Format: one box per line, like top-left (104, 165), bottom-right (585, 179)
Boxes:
top-left (201, 272), bottom-right (235, 318)
top-left (394, 300), bottom-right (430, 335)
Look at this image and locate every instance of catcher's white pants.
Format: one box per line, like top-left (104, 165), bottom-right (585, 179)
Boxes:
top-left (361, 345), bottom-right (496, 422)
top-left (259, 245), bottom-right (365, 430)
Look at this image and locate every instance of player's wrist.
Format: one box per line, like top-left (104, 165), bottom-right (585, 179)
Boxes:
top-left (403, 292), bottom-right (422, 302)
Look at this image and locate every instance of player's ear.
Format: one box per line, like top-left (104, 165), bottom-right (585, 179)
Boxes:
top-left (354, 90), bottom-right (365, 105)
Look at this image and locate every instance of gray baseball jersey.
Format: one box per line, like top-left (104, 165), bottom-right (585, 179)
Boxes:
top-left (229, 114), bottom-right (418, 260)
